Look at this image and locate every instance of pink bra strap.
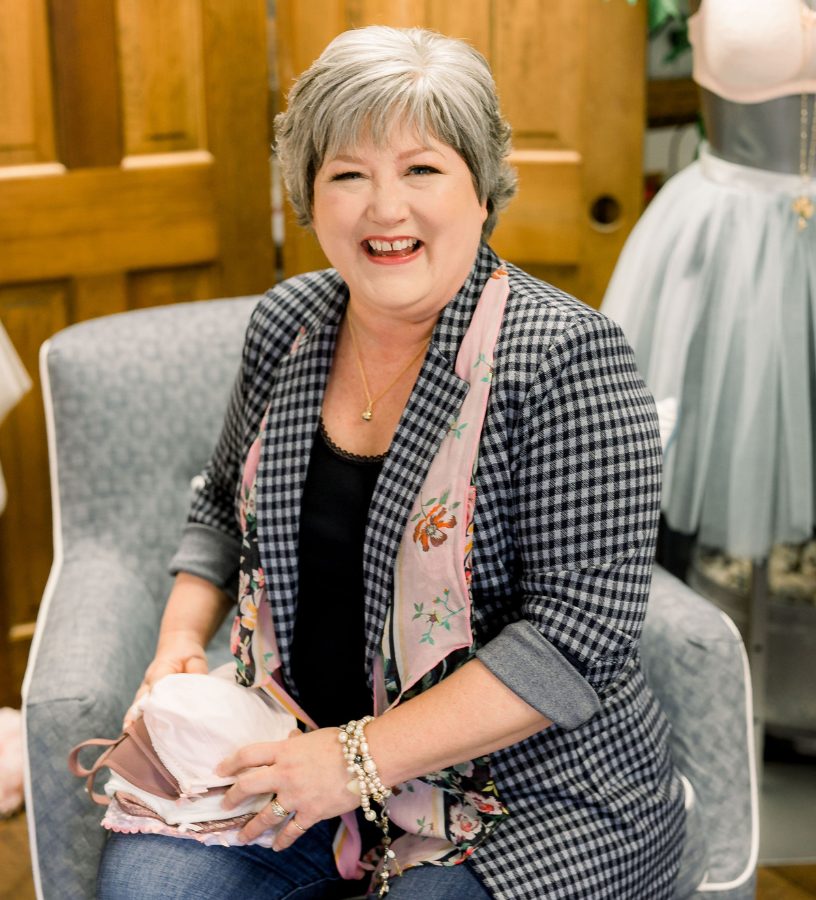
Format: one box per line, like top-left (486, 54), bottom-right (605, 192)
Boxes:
top-left (68, 737), bottom-right (125, 805)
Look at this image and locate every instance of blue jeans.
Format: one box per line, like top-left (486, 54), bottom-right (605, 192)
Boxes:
top-left (97, 821), bottom-right (493, 900)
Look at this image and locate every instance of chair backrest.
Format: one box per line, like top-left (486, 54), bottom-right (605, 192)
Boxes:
top-left (42, 297), bottom-right (258, 601)
top-left (24, 299), bottom-right (258, 900)
top-left (642, 564), bottom-right (758, 896)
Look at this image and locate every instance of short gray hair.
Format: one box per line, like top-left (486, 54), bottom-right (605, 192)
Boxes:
top-left (274, 26), bottom-right (517, 240)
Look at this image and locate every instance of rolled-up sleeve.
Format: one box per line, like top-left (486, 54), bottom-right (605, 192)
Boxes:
top-left (476, 619), bottom-right (601, 729)
top-left (479, 314), bottom-right (662, 728)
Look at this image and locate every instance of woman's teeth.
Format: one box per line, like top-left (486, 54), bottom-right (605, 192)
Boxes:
top-left (367, 238), bottom-right (419, 254)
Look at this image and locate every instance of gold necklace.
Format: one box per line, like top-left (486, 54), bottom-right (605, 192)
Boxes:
top-left (794, 6), bottom-right (816, 232)
top-left (346, 313), bottom-right (430, 421)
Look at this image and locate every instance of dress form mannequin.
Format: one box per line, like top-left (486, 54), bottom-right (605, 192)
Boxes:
top-left (693, 0), bottom-right (816, 174)
top-left (602, 0), bottom-right (816, 756)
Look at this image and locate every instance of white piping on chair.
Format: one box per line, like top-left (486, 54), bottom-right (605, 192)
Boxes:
top-left (693, 610), bottom-right (760, 892)
top-left (21, 339), bottom-right (64, 900)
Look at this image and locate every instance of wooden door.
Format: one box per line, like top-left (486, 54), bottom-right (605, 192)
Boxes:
top-left (0, 0), bottom-right (275, 706)
top-left (276, 0), bottom-right (646, 308)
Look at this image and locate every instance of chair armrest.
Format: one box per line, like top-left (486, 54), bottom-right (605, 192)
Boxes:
top-left (24, 552), bottom-right (162, 900)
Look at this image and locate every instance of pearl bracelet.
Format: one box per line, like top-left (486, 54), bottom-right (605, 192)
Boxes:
top-left (338, 716), bottom-right (391, 819)
top-left (339, 717), bottom-right (398, 897)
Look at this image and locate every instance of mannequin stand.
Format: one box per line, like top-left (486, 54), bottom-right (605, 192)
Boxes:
top-left (748, 559), bottom-right (769, 787)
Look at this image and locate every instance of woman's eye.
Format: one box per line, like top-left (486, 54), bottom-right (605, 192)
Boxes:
top-left (330, 171), bottom-right (362, 181)
top-left (408, 165), bottom-right (440, 176)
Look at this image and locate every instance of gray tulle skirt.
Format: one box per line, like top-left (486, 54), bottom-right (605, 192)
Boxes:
top-left (602, 144), bottom-right (816, 559)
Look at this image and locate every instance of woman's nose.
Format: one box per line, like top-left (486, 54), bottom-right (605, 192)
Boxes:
top-left (366, 182), bottom-right (410, 226)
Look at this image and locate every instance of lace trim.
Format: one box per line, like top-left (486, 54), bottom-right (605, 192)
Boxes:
top-left (318, 417), bottom-right (386, 464)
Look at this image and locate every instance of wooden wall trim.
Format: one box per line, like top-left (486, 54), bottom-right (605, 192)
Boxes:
top-left (0, 165), bottom-right (218, 282)
top-left (200, 0), bottom-right (276, 297)
top-left (0, 163), bottom-right (66, 180)
top-left (48, 0), bottom-right (123, 168)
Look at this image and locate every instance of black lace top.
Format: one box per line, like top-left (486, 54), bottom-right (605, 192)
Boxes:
top-left (290, 418), bottom-right (384, 727)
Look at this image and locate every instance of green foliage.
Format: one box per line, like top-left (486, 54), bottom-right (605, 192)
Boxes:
top-left (605, 0), bottom-right (686, 35)
top-left (648, 0), bottom-right (683, 32)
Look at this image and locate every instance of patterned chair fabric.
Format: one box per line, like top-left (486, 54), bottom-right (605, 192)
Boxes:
top-left (22, 299), bottom-right (756, 900)
top-left (644, 566), bottom-right (758, 900)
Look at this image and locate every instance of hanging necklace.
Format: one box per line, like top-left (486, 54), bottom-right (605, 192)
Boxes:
top-left (794, 5), bottom-right (816, 232)
top-left (346, 312), bottom-right (430, 421)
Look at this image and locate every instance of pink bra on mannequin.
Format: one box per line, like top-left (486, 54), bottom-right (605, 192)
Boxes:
top-left (690, 0), bottom-right (816, 104)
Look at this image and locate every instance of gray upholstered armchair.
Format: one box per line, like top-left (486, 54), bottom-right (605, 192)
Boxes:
top-left (23, 299), bottom-right (757, 900)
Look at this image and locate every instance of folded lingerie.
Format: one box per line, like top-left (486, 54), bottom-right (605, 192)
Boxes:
top-left (68, 713), bottom-right (271, 834)
top-left (115, 791), bottom-right (255, 834)
top-left (67, 672), bottom-right (296, 844)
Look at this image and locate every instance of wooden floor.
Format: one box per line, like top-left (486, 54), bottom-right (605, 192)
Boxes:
top-left (1, 811), bottom-right (814, 899)
top-left (1, 813), bottom-right (36, 900)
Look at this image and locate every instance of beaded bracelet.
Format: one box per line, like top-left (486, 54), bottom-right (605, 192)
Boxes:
top-left (339, 717), bottom-right (398, 897)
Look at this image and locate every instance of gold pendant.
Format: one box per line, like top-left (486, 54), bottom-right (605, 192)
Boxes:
top-left (793, 195), bottom-right (814, 232)
top-left (361, 404), bottom-right (373, 421)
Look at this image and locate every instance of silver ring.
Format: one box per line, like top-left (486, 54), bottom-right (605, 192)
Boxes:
top-left (291, 818), bottom-right (308, 833)
top-left (270, 797), bottom-right (289, 818)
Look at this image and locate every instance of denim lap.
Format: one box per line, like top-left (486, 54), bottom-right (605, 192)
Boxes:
top-left (97, 823), bottom-right (345, 900)
top-left (97, 824), bottom-right (493, 900)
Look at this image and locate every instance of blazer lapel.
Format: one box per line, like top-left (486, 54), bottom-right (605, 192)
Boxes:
top-left (255, 280), bottom-right (348, 689)
top-left (363, 243), bottom-right (501, 681)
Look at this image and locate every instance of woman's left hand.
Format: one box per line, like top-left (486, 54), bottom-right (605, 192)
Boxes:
top-left (217, 727), bottom-right (358, 850)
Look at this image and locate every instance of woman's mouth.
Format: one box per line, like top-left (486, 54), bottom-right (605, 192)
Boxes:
top-left (362, 237), bottom-right (424, 264)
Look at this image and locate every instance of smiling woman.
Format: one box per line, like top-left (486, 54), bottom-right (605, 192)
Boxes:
top-left (95, 26), bottom-right (699, 900)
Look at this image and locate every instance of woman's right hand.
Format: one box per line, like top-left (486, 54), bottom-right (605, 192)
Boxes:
top-left (123, 572), bottom-right (233, 729)
top-left (124, 632), bottom-right (210, 728)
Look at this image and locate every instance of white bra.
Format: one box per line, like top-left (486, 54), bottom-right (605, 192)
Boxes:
top-left (690, 0), bottom-right (816, 103)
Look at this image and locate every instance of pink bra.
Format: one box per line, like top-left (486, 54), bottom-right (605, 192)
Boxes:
top-left (690, 0), bottom-right (816, 103)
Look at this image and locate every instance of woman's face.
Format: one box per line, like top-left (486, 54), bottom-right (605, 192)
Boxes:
top-left (312, 124), bottom-right (488, 324)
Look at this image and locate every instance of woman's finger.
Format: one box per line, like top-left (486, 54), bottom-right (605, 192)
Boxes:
top-left (272, 815), bottom-right (313, 851)
top-left (221, 766), bottom-right (277, 810)
top-left (123, 681), bottom-right (151, 728)
top-left (236, 800), bottom-right (312, 845)
top-left (216, 741), bottom-right (278, 778)
top-left (184, 657), bottom-right (209, 675)
top-left (235, 800), bottom-right (285, 844)
top-left (142, 661), bottom-right (177, 691)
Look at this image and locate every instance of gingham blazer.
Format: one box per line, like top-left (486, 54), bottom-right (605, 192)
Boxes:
top-left (181, 243), bottom-right (685, 899)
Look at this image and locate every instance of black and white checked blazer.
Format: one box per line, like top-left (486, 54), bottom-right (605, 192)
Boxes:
top-left (186, 243), bottom-right (685, 899)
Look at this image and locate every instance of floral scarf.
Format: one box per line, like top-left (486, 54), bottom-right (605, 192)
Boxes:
top-left (230, 266), bottom-right (510, 878)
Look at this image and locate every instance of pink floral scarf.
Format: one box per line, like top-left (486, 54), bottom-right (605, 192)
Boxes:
top-left (231, 265), bottom-right (510, 878)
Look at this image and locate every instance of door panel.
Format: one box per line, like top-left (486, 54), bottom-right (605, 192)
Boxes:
top-left (0, 0), bottom-right (274, 705)
top-left (0, 283), bottom-right (70, 702)
top-left (0, 0), bottom-right (56, 166)
top-left (49, 0), bottom-right (124, 168)
top-left (72, 272), bottom-right (128, 323)
top-left (493, 0), bottom-right (583, 148)
top-left (426, 1), bottom-right (490, 60)
top-left (129, 264), bottom-right (216, 310)
top-left (117, 0), bottom-right (207, 157)
top-left (489, 153), bottom-right (582, 263)
top-left (276, 0), bottom-right (645, 310)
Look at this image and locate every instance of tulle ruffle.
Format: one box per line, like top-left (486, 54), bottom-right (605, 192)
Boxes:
top-left (602, 145), bottom-right (816, 558)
